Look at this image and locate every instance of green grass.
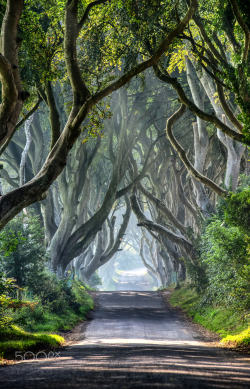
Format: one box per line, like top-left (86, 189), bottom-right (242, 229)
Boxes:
top-left (169, 285), bottom-right (249, 348)
top-left (12, 286), bottom-right (94, 333)
top-left (0, 325), bottom-right (64, 359)
top-left (0, 276), bottom-right (94, 362)
top-left (23, 310), bottom-right (84, 332)
top-left (221, 328), bottom-right (250, 347)
top-left (0, 287), bottom-right (94, 360)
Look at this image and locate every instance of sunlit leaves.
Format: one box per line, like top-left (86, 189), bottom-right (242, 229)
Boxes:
top-left (82, 101), bottom-right (112, 141)
top-left (77, 0), bottom-right (182, 92)
top-left (19, 1), bottom-right (64, 87)
top-left (167, 45), bottom-right (188, 74)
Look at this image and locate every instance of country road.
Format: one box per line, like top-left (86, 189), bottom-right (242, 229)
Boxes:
top-left (0, 291), bottom-right (249, 388)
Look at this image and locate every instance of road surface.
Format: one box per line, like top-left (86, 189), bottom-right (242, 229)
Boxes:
top-left (114, 267), bottom-right (154, 290)
top-left (0, 291), bottom-right (249, 388)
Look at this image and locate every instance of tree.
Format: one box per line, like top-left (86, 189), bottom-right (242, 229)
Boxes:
top-left (0, 0), bottom-right (198, 230)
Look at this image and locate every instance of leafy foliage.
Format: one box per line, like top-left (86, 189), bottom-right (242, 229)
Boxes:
top-left (19, 0), bottom-right (64, 86)
top-left (221, 328), bottom-right (250, 347)
top-left (0, 214), bottom-right (47, 291)
top-left (200, 219), bottom-right (249, 310)
top-left (0, 324), bottom-right (64, 360)
top-left (0, 213), bottom-right (94, 348)
top-left (0, 275), bottom-right (19, 328)
top-left (13, 278), bottom-right (93, 332)
top-left (224, 188), bottom-right (250, 235)
top-left (169, 286), bottom-right (249, 346)
top-left (185, 187), bottom-right (250, 312)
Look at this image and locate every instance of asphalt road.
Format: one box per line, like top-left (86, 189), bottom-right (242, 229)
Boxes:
top-left (0, 291), bottom-right (249, 388)
top-left (114, 268), bottom-right (154, 290)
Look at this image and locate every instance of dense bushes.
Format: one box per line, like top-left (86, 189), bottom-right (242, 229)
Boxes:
top-left (0, 214), bottom-right (94, 360)
top-left (224, 187), bottom-right (250, 235)
top-left (200, 219), bottom-right (249, 310)
top-left (169, 286), bottom-right (249, 347)
top-left (0, 275), bottom-right (20, 327)
top-left (186, 187), bottom-right (250, 313)
top-left (0, 214), bottom-right (47, 298)
top-left (172, 187), bottom-right (250, 348)
top-left (11, 277), bottom-right (94, 332)
top-left (0, 213), bottom-right (94, 338)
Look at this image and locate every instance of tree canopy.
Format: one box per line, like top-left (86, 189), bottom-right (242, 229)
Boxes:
top-left (0, 0), bottom-right (249, 286)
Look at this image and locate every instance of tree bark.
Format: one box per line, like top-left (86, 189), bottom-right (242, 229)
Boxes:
top-left (185, 58), bottom-right (213, 215)
top-left (198, 70), bottom-right (245, 191)
top-left (0, 0), bottom-right (26, 150)
top-left (165, 104), bottom-right (228, 198)
top-left (19, 115), bottom-right (33, 186)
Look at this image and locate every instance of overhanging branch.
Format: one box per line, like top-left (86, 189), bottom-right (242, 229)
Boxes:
top-left (165, 104), bottom-right (228, 198)
top-left (154, 65), bottom-right (248, 145)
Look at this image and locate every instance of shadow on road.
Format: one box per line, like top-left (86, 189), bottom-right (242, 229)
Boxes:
top-left (1, 343), bottom-right (249, 388)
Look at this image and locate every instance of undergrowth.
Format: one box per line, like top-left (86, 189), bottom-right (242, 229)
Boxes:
top-left (169, 285), bottom-right (249, 349)
top-left (0, 325), bottom-right (64, 361)
top-left (0, 279), bottom-right (94, 360)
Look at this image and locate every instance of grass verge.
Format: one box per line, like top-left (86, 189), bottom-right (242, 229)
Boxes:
top-left (168, 285), bottom-right (249, 351)
top-left (0, 325), bottom-right (64, 363)
top-left (0, 285), bottom-right (94, 362)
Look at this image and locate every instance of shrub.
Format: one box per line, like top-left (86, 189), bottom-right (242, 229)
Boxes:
top-left (0, 213), bottom-right (47, 295)
top-left (0, 274), bottom-right (19, 328)
top-left (71, 280), bottom-right (94, 315)
top-left (185, 186), bottom-right (250, 313)
top-left (224, 188), bottom-right (250, 234)
top-left (221, 328), bottom-right (250, 347)
top-left (0, 214), bottom-right (94, 337)
top-left (200, 219), bottom-right (249, 310)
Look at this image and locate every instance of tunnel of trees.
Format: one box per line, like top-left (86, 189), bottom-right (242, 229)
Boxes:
top-left (0, 0), bottom-right (249, 355)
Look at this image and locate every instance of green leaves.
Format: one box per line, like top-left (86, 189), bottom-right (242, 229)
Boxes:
top-left (200, 216), bottom-right (249, 310)
top-left (19, 1), bottom-right (64, 88)
top-left (187, 185), bottom-right (250, 312)
top-left (0, 229), bottom-right (26, 257)
top-left (224, 187), bottom-right (250, 235)
top-left (0, 275), bottom-right (20, 327)
top-left (0, 213), bottom-right (47, 289)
